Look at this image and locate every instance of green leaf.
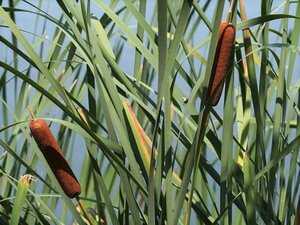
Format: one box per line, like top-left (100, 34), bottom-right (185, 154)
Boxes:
top-left (10, 175), bottom-right (32, 225)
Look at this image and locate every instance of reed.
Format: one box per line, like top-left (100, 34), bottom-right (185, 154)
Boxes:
top-left (1, 1), bottom-right (299, 224)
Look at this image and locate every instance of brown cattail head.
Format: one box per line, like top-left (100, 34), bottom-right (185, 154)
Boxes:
top-left (207, 21), bottom-right (236, 106)
top-left (29, 119), bottom-right (81, 198)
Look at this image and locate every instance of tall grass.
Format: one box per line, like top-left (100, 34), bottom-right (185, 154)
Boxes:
top-left (1, 0), bottom-right (300, 224)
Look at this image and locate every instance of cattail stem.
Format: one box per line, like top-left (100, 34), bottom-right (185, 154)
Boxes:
top-left (226, 0), bottom-right (235, 23)
top-left (184, 110), bottom-right (209, 224)
top-left (76, 196), bottom-right (95, 225)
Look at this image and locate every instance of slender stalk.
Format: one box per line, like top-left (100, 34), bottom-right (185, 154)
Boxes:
top-left (226, 0), bottom-right (235, 23)
top-left (76, 196), bottom-right (95, 225)
top-left (183, 113), bottom-right (209, 225)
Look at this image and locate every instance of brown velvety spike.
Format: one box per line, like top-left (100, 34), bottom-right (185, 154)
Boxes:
top-left (29, 119), bottom-right (81, 198)
top-left (207, 21), bottom-right (236, 106)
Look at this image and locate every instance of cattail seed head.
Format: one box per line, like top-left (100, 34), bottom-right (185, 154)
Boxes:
top-left (207, 21), bottom-right (236, 106)
top-left (29, 119), bottom-right (81, 198)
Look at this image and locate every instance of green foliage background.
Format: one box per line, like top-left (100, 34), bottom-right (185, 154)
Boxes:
top-left (1, 0), bottom-right (300, 224)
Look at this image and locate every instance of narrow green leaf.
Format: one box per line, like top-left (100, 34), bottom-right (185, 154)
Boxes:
top-left (243, 153), bottom-right (256, 225)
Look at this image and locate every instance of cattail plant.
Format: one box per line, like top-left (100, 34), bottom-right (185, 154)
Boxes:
top-left (29, 118), bottom-right (81, 198)
top-left (29, 114), bottom-right (95, 225)
top-left (207, 9), bottom-right (236, 106)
